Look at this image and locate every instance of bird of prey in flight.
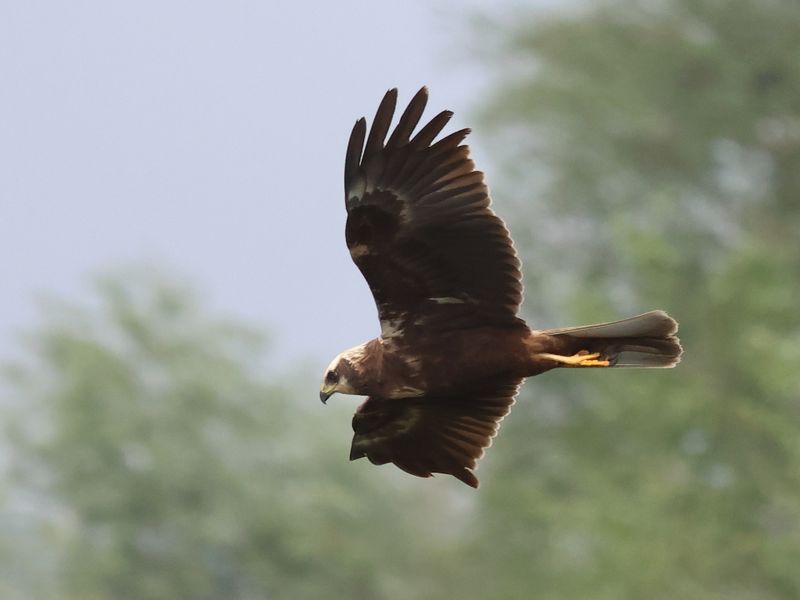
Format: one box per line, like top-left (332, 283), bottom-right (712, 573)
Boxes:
top-left (321, 87), bottom-right (682, 488)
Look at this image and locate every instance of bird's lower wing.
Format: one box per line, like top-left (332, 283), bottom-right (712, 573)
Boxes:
top-left (349, 378), bottom-right (522, 488)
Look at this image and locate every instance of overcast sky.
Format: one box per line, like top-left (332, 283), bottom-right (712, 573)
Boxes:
top-left (0, 1), bottom-right (537, 368)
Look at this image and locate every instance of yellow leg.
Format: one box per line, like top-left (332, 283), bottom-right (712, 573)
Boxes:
top-left (535, 351), bottom-right (611, 367)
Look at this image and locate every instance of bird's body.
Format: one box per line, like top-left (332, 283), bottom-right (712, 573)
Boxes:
top-left (333, 325), bottom-right (528, 397)
top-left (321, 87), bottom-right (682, 487)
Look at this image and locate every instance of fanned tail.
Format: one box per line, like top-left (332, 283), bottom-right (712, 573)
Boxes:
top-left (543, 310), bottom-right (682, 368)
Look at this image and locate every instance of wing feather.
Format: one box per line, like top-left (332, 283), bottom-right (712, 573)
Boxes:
top-left (386, 87), bottom-right (427, 148)
top-left (343, 87), bottom-right (524, 335)
top-left (363, 89), bottom-right (397, 158)
top-left (349, 379), bottom-right (521, 488)
top-left (409, 110), bottom-right (453, 149)
top-left (344, 118), bottom-right (366, 196)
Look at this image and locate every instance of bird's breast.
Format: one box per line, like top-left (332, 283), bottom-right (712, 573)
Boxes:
top-left (380, 326), bottom-right (530, 397)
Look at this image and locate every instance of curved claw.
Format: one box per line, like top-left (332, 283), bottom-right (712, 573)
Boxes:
top-left (535, 351), bottom-right (610, 367)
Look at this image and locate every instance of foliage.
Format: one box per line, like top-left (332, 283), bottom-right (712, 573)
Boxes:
top-left (1, 271), bottom-right (459, 599)
top-left (466, 0), bottom-right (800, 597)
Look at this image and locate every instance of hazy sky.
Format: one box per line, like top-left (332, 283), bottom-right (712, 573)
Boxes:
top-left (1, 1), bottom-right (528, 367)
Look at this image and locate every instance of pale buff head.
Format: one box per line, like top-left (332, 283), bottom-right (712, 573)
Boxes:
top-left (319, 343), bottom-right (367, 403)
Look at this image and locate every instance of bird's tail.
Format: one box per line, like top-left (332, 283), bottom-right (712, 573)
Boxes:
top-left (541, 310), bottom-right (682, 368)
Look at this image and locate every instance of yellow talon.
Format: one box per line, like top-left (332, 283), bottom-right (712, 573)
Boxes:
top-left (535, 351), bottom-right (611, 367)
top-left (578, 358), bottom-right (611, 367)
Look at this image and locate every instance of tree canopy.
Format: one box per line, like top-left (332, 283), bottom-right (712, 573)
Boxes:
top-left (467, 0), bottom-right (800, 597)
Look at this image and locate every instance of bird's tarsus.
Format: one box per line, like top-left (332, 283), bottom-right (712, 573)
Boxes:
top-left (535, 351), bottom-right (611, 367)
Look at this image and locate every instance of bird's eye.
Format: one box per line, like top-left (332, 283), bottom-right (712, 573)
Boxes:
top-left (326, 371), bottom-right (338, 384)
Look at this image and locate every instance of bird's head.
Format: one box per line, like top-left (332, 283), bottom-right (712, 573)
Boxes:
top-left (319, 348), bottom-right (362, 403)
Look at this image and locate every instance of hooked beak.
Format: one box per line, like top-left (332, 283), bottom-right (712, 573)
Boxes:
top-left (320, 386), bottom-right (334, 404)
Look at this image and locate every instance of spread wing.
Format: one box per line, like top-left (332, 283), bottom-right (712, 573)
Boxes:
top-left (344, 87), bottom-right (524, 338)
top-left (349, 378), bottom-right (522, 488)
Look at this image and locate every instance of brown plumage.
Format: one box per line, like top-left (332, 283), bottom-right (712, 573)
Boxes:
top-left (320, 87), bottom-right (682, 488)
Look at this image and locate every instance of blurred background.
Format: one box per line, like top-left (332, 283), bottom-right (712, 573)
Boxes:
top-left (2, 0), bottom-right (799, 598)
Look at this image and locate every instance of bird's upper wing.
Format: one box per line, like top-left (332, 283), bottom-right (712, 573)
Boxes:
top-left (349, 378), bottom-right (522, 488)
top-left (344, 87), bottom-right (524, 338)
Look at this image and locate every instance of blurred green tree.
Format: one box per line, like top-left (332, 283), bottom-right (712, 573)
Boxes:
top-left (2, 270), bottom-right (462, 600)
top-left (458, 0), bottom-right (800, 598)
